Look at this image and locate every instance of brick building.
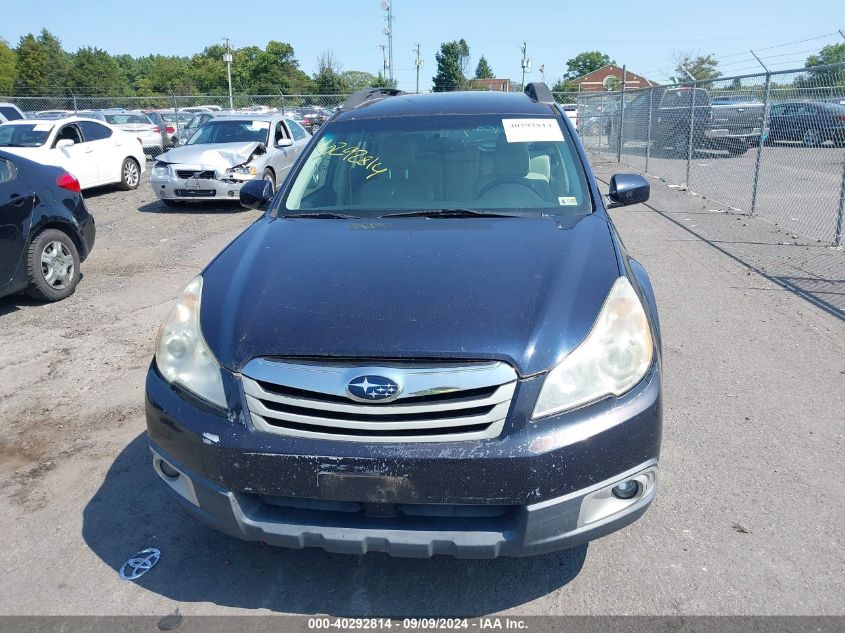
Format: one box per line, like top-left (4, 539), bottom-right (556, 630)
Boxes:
top-left (466, 78), bottom-right (512, 92)
top-left (570, 64), bottom-right (655, 92)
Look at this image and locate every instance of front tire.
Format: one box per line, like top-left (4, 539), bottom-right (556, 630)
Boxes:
top-left (262, 168), bottom-right (276, 193)
top-left (802, 128), bottom-right (821, 147)
top-left (118, 157), bottom-right (141, 190)
top-left (25, 229), bottom-right (81, 302)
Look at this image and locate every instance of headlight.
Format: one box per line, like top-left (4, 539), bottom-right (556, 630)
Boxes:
top-left (533, 277), bottom-right (653, 418)
top-left (155, 276), bottom-right (226, 408)
top-left (152, 162), bottom-right (171, 177)
top-left (226, 165), bottom-right (257, 176)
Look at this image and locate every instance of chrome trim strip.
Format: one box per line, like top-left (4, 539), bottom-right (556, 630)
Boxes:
top-left (250, 412), bottom-right (506, 443)
top-left (242, 359), bottom-right (517, 401)
top-left (246, 394), bottom-right (512, 431)
top-left (242, 376), bottom-right (515, 415)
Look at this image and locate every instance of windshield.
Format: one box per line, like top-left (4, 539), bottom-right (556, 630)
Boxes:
top-left (0, 123), bottom-right (52, 147)
top-left (188, 120), bottom-right (270, 145)
top-left (104, 113), bottom-right (151, 125)
top-left (283, 114), bottom-right (591, 217)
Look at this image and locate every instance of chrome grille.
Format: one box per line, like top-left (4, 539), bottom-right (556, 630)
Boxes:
top-left (176, 169), bottom-right (215, 179)
top-left (241, 359), bottom-right (517, 442)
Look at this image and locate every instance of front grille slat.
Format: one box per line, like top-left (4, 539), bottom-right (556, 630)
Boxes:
top-left (241, 360), bottom-right (517, 443)
top-left (176, 169), bottom-right (215, 179)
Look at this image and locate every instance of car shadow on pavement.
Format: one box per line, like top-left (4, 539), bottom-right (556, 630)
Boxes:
top-left (82, 433), bottom-right (587, 616)
top-left (137, 200), bottom-right (254, 214)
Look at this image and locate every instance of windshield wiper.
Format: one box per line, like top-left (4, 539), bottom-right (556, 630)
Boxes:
top-left (381, 208), bottom-right (515, 218)
top-left (282, 212), bottom-right (360, 219)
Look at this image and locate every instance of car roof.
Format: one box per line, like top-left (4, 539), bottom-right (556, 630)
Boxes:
top-left (2, 116), bottom-right (111, 126)
top-left (336, 91), bottom-right (556, 120)
top-left (204, 114), bottom-right (282, 122)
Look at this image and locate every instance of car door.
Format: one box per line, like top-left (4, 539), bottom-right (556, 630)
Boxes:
top-left (79, 120), bottom-right (124, 184)
top-left (0, 157), bottom-right (35, 289)
top-left (51, 123), bottom-right (99, 187)
top-left (767, 104), bottom-right (788, 141)
top-left (269, 119), bottom-right (296, 179)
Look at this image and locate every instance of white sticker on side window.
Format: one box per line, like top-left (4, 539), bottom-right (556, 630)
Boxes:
top-left (502, 118), bottom-right (564, 143)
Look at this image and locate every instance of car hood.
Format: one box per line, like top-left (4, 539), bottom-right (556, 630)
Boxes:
top-left (200, 214), bottom-right (621, 376)
top-left (157, 141), bottom-right (264, 168)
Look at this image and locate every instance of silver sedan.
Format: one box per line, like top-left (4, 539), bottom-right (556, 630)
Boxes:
top-left (150, 115), bottom-right (311, 205)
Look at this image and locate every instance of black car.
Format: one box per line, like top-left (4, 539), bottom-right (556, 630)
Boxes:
top-left (0, 150), bottom-right (95, 302)
top-left (767, 101), bottom-right (845, 147)
top-left (145, 84), bottom-right (661, 558)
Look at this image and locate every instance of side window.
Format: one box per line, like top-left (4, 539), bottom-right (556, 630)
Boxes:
top-left (769, 104), bottom-right (785, 117)
top-left (287, 119), bottom-right (306, 141)
top-left (0, 158), bottom-right (16, 184)
top-left (54, 124), bottom-right (83, 146)
top-left (79, 121), bottom-right (112, 142)
top-left (274, 120), bottom-right (290, 144)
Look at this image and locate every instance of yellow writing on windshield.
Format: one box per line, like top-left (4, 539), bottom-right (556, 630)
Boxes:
top-left (324, 141), bottom-right (388, 180)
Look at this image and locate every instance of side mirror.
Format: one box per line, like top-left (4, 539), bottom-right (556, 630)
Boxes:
top-left (178, 137), bottom-right (188, 146)
top-left (607, 173), bottom-right (650, 208)
top-left (240, 178), bottom-right (274, 210)
top-left (55, 139), bottom-right (75, 149)
top-left (276, 138), bottom-right (294, 148)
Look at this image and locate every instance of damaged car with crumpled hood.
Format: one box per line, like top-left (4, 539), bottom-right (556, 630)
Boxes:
top-left (149, 114), bottom-right (311, 206)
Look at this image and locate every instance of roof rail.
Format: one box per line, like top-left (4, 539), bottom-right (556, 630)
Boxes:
top-left (524, 82), bottom-right (555, 104)
top-left (341, 87), bottom-right (407, 110)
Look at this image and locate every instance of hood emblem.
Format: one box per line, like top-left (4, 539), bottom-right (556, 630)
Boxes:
top-left (347, 375), bottom-right (401, 403)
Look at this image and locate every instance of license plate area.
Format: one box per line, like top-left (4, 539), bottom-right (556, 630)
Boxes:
top-left (317, 472), bottom-right (413, 503)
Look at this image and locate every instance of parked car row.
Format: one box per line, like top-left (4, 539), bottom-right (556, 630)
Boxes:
top-left (584, 89), bottom-right (845, 154)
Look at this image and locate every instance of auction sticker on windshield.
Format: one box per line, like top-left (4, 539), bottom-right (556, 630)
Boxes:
top-left (502, 118), bottom-right (564, 143)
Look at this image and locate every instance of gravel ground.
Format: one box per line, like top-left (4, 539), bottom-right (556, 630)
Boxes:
top-left (0, 169), bottom-right (842, 617)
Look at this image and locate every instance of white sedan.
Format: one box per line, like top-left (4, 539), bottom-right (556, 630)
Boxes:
top-left (0, 117), bottom-right (146, 190)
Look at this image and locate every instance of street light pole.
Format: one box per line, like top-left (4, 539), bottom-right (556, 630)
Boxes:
top-left (520, 42), bottom-right (531, 89)
top-left (223, 37), bottom-right (233, 109)
top-left (381, 1), bottom-right (394, 83)
top-left (414, 43), bottom-right (423, 94)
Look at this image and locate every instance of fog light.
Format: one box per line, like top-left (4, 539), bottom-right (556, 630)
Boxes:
top-left (612, 480), bottom-right (639, 499)
top-left (159, 460), bottom-right (180, 479)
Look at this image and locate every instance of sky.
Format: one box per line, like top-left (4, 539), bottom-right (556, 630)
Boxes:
top-left (2, 0), bottom-right (844, 90)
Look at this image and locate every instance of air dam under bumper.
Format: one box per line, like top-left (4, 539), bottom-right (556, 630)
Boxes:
top-left (145, 363), bottom-right (662, 558)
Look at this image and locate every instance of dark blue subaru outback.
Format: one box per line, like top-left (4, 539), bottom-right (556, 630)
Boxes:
top-left (145, 84), bottom-right (662, 558)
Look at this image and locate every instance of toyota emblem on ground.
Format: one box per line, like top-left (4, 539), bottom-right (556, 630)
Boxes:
top-left (346, 375), bottom-right (401, 402)
top-left (119, 548), bottom-right (161, 580)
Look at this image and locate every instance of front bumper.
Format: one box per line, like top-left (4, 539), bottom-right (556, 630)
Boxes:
top-left (145, 363), bottom-right (662, 558)
top-left (150, 174), bottom-right (252, 201)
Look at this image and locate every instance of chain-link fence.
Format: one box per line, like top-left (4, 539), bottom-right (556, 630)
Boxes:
top-left (1, 93), bottom-right (347, 116)
top-left (570, 62), bottom-right (845, 247)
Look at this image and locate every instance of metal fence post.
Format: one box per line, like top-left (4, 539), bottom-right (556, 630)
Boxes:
top-left (750, 72), bottom-right (771, 216)
top-left (645, 87), bottom-right (653, 173)
top-left (70, 90), bottom-right (77, 114)
top-left (685, 82), bottom-right (696, 189)
top-left (836, 159), bottom-right (845, 247)
top-left (617, 65), bottom-right (627, 163)
top-left (171, 92), bottom-right (178, 122)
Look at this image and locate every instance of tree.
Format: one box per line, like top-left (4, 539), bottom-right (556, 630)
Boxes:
top-left (564, 51), bottom-right (614, 80)
top-left (433, 40), bottom-right (467, 92)
top-left (671, 52), bottom-right (721, 82)
top-left (551, 78), bottom-right (578, 93)
top-left (341, 70), bottom-right (376, 91)
top-left (313, 51), bottom-right (347, 94)
top-left (14, 34), bottom-right (48, 93)
top-left (251, 41), bottom-right (310, 94)
top-left (67, 47), bottom-right (124, 95)
top-left (37, 29), bottom-right (69, 93)
top-left (0, 39), bottom-right (16, 94)
top-left (370, 72), bottom-right (397, 89)
top-left (806, 43), bottom-right (845, 68)
top-left (474, 55), bottom-right (494, 79)
top-left (805, 43), bottom-right (845, 86)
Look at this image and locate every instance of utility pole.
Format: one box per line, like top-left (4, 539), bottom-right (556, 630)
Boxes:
top-left (381, 1), bottom-right (394, 83)
top-left (223, 37), bottom-right (234, 109)
top-left (414, 43), bottom-right (423, 94)
top-left (379, 44), bottom-right (388, 76)
top-left (520, 42), bottom-right (531, 88)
